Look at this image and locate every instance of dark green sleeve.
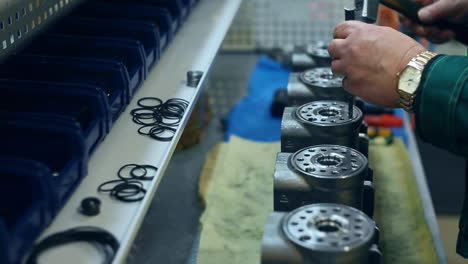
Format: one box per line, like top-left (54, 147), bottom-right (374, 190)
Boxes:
top-left (414, 55), bottom-right (468, 157)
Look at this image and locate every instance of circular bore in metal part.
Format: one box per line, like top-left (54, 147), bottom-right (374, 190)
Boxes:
top-left (295, 101), bottom-right (361, 125)
top-left (299, 68), bottom-right (343, 89)
top-left (282, 203), bottom-right (374, 251)
top-left (290, 145), bottom-right (367, 178)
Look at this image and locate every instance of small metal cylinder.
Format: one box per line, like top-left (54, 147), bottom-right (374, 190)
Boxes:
top-left (187, 70), bottom-right (204, 87)
top-left (261, 204), bottom-right (381, 264)
top-left (281, 101), bottom-right (366, 154)
top-left (287, 68), bottom-right (346, 107)
top-left (274, 145), bottom-right (372, 214)
top-left (306, 41), bottom-right (332, 67)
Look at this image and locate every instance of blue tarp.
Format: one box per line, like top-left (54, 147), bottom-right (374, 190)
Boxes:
top-left (223, 56), bottom-right (290, 142)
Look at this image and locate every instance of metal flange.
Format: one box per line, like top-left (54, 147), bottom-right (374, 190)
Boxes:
top-left (295, 101), bottom-right (360, 127)
top-left (289, 145), bottom-right (366, 179)
top-left (282, 204), bottom-right (375, 252)
top-left (299, 68), bottom-right (343, 90)
top-left (306, 41), bottom-right (332, 66)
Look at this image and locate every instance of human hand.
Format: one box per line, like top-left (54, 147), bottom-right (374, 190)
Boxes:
top-left (328, 21), bottom-right (426, 108)
top-left (417, 0), bottom-right (468, 24)
top-left (400, 15), bottom-right (455, 43)
top-left (398, 0), bottom-right (468, 43)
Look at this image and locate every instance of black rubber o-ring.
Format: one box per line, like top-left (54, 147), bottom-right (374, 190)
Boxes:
top-left (137, 97), bottom-right (163, 109)
top-left (117, 164), bottom-right (146, 180)
top-left (131, 165), bottom-right (157, 180)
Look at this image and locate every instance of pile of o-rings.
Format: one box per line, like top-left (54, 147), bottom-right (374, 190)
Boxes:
top-left (97, 164), bottom-right (158, 202)
top-left (130, 97), bottom-right (189, 141)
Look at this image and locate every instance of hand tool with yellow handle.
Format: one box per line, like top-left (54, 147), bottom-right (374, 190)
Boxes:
top-left (380, 0), bottom-right (468, 45)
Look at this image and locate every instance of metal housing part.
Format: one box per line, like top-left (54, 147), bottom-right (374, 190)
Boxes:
top-left (287, 68), bottom-right (347, 106)
top-left (306, 41), bottom-right (332, 67)
top-left (261, 204), bottom-right (381, 264)
top-left (274, 145), bottom-right (373, 214)
top-left (281, 101), bottom-right (367, 155)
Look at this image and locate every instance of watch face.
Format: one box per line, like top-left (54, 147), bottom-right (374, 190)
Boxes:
top-left (399, 66), bottom-right (421, 94)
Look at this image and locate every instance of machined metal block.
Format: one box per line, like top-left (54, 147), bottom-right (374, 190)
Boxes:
top-left (261, 204), bottom-right (382, 264)
top-left (281, 101), bottom-right (367, 155)
top-left (287, 68), bottom-right (347, 107)
top-left (274, 145), bottom-right (374, 216)
top-left (306, 41), bottom-right (332, 67)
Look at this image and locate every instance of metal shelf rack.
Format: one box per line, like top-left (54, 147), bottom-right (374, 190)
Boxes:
top-left (27, 1), bottom-right (242, 263)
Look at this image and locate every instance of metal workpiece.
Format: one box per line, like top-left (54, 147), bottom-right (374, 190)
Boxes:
top-left (289, 52), bottom-right (316, 72)
top-left (261, 204), bottom-right (382, 264)
top-left (306, 41), bottom-right (332, 67)
top-left (274, 145), bottom-right (374, 216)
top-left (287, 68), bottom-right (347, 106)
top-left (281, 101), bottom-right (365, 154)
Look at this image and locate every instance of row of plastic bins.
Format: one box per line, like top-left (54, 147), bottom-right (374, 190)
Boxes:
top-left (0, 0), bottom-right (199, 263)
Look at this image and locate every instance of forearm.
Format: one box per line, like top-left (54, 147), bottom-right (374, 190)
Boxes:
top-left (414, 55), bottom-right (468, 156)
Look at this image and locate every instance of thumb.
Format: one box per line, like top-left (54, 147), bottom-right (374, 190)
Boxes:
top-left (418, 0), bottom-right (454, 23)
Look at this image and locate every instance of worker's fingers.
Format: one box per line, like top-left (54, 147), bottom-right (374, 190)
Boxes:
top-left (341, 77), bottom-right (361, 96)
top-left (341, 77), bottom-right (352, 93)
top-left (333, 21), bottom-right (360, 39)
top-left (330, 59), bottom-right (347, 76)
top-left (418, 0), bottom-right (455, 23)
top-left (327, 39), bottom-right (346, 59)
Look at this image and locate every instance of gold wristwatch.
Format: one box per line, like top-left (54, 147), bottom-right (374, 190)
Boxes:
top-left (397, 51), bottom-right (438, 112)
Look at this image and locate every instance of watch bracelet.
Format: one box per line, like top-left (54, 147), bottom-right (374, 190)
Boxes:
top-left (398, 51), bottom-right (438, 112)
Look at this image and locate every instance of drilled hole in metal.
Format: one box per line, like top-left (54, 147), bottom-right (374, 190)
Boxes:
top-left (320, 73), bottom-right (334, 80)
top-left (299, 235), bottom-right (311, 241)
top-left (316, 219), bottom-right (342, 233)
top-left (317, 155), bottom-right (341, 166)
top-left (318, 109), bottom-right (339, 117)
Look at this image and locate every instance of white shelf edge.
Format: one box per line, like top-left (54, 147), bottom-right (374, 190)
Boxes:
top-left (30, 1), bottom-right (242, 263)
top-left (404, 112), bottom-right (447, 264)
